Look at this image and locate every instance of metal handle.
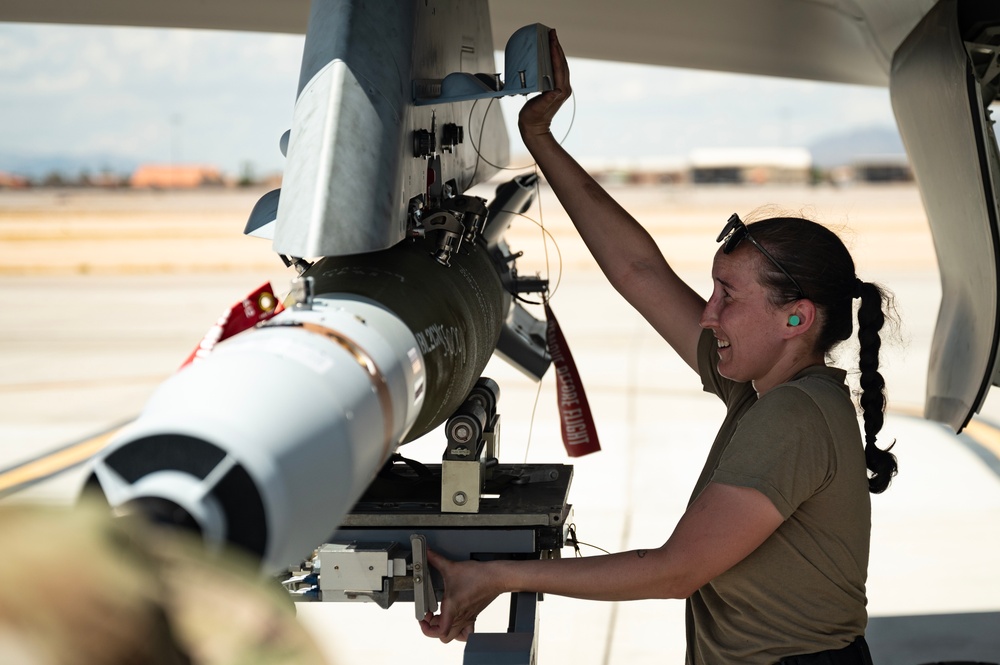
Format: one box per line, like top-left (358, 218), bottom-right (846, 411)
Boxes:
top-left (410, 534), bottom-right (438, 619)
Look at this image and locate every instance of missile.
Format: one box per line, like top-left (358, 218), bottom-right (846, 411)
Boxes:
top-left (81, 0), bottom-right (553, 574)
top-left (84, 224), bottom-right (515, 573)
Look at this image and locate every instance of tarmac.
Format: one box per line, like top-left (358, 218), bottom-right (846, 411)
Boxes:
top-left (1, 182), bottom-right (998, 664)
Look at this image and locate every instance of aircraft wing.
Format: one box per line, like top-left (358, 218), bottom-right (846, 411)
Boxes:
top-left (0, 0), bottom-right (310, 35)
top-left (1, 0), bottom-right (933, 86)
top-left (492, 0), bottom-right (936, 86)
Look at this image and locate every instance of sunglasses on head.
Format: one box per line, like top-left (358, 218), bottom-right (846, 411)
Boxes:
top-left (716, 213), bottom-right (807, 300)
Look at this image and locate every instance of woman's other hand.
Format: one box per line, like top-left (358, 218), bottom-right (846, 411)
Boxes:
top-left (417, 549), bottom-right (505, 644)
top-left (518, 29), bottom-right (571, 142)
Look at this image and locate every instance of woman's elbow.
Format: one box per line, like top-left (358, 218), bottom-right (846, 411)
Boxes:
top-left (671, 579), bottom-right (704, 600)
top-left (607, 260), bottom-right (658, 297)
top-left (645, 549), bottom-right (706, 600)
top-left (650, 578), bottom-right (700, 600)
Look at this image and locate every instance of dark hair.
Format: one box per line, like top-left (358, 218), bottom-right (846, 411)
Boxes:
top-left (744, 215), bottom-right (898, 494)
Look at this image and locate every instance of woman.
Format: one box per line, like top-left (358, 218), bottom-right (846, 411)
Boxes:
top-left (420, 30), bottom-right (897, 664)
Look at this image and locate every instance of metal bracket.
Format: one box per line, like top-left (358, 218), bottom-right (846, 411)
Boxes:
top-left (410, 534), bottom-right (438, 619)
top-left (413, 23), bottom-right (553, 105)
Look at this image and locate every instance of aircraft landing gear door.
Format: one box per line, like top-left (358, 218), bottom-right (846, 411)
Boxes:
top-left (890, 0), bottom-right (1000, 432)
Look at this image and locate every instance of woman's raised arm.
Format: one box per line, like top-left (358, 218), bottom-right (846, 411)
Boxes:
top-left (520, 31), bottom-right (706, 370)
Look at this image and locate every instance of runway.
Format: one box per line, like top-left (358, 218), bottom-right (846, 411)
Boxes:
top-left (1, 182), bottom-right (998, 663)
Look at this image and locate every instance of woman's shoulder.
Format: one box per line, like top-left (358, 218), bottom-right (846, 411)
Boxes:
top-left (752, 381), bottom-right (827, 422)
top-left (774, 365), bottom-right (851, 407)
top-left (748, 368), bottom-right (851, 426)
top-left (759, 367), bottom-right (859, 440)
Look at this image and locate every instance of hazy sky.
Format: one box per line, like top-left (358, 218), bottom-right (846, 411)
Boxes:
top-left (0, 22), bottom-right (899, 176)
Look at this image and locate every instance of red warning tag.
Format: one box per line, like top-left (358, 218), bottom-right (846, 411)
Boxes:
top-left (545, 303), bottom-right (601, 457)
top-left (179, 282), bottom-right (284, 369)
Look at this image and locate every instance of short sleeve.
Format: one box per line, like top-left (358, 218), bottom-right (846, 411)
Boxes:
top-left (710, 386), bottom-right (835, 519)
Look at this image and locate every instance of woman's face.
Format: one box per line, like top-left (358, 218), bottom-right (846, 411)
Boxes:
top-left (700, 247), bottom-right (792, 390)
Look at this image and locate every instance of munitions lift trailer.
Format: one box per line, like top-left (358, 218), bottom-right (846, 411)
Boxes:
top-left (283, 377), bottom-right (574, 665)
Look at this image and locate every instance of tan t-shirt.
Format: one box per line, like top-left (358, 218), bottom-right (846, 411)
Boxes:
top-left (686, 329), bottom-right (870, 664)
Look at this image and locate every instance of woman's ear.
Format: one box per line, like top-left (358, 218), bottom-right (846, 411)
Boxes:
top-left (782, 299), bottom-right (817, 338)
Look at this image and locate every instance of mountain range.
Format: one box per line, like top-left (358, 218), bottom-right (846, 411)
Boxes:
top-left (807, 125), bottom-right (906, 168)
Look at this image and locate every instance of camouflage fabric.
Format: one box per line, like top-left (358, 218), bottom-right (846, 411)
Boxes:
top-left (0, 500), bottom-right (329, 665)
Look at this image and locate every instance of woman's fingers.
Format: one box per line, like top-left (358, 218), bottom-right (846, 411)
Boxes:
top-left (457, 622), bottom-right (476, 642)
top-left (420, 606), bottom-right (474, 644)
top-left (549, 29), bottom-right (571, 94)
top-left (425, 548), bottom-right (447, 570)
top-left (418, 549), bottom-right (487, 643)
top-left (519, 29), bottom-right (572, 138)
top-left (419, 611), bottom-right (449, 640)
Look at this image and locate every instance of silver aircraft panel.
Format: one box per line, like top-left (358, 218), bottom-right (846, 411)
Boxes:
top-left (0, 0), bottom-right (935, 86)
top-left (891, 0), bottom-right (1000, 432)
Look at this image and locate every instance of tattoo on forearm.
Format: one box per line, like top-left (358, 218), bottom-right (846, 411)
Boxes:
top-left (636, 549), bottom-right (647, 558)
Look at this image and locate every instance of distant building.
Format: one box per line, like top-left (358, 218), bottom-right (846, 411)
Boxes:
top-left (689, 147), bottom-right (812, 185)
top-left (580, 157), bottom-right (687, 185)
top-left (0, 171), bottom-right (29, 189)
top-left (87, 172), bottom-right (128, 188)
top-left (582, 156), bottom-right (687, 185)
top-left (851, 154), bottom-right (913, 183)
top-left (130, 164), bottom-right (224, 189)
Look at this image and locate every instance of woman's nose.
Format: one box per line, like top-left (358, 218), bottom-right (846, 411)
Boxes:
top-left (699, 300), bottom-right (717, 329)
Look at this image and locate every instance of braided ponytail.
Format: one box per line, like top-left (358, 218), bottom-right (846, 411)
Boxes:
top-left (746, 216), bottom-right (899, 494)
top-left (856, 279), bottom-right (898, 493)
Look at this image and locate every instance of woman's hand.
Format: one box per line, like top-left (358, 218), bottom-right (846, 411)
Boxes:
top-left (417, 549), bottom-right (505, 644)
top-left (518, 29), bottom-right (572, 143)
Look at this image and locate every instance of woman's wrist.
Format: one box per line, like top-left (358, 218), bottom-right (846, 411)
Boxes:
top-left (518, 119), bottom-right (553, 141)
top-left (518, 127), bottom-right (559, 159)
top-left (486, 559), bottom-right (520, 595)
